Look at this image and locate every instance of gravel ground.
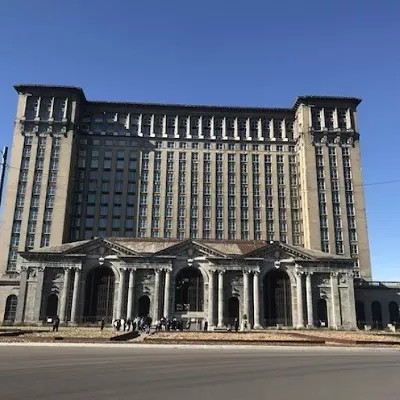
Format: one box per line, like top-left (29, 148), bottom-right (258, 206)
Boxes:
top-left (146, 331), bottom-right (313, 341)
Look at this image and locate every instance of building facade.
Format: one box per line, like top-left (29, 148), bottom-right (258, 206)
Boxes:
top-left (0, 84), bottom-right (378, 327)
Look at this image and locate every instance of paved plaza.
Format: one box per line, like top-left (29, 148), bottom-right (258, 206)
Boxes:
top-left (0, 345), bottom-right (399, 399)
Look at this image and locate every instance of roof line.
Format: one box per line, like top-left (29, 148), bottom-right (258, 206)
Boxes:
top-left (13, 84), bottom-right (362, 112)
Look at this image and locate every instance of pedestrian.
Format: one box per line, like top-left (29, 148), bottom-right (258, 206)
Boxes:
top-left (52, 315), bottom-right (60, 332)
top-left (204, 320), bottom-right (208, 332)
top-left (100, 318), bottom-right (105, 331)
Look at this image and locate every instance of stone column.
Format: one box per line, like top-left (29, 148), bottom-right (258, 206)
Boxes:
top-left (346, 272), bottom-right (357, 330)
top-left (305, 272), bottom-right (314, 327)
top-left (15, 267), bottom-right (29, 324)
top-left (296, 271), bottom-right (304, 328)
top-left (163, 268), bottom-right (171, 318)
top-left (330, 272), bottom-right (339, 329)
top-left (243, 270), bottom-right (250, 328)
top-left (33, 267), bottom-right (45, 323)
top-left (126, 268), bottom-right (136, 320)
top-left (253, 271), bottom-right (262, 329)
top-left (70, 268), bottom-right (81, 324)
top-left (208, 269), bottom-right (215, 328)
top-left (217, 270), bottom-right (225, 328)
top-left (59, 267), bottom-right (71, 323)
top-left (153, 268), bottom-right (161, 321)
top-left (117, 268), bottom-right (126, 319)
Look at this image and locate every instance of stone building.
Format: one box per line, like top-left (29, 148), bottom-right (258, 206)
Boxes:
top-left (0, 84), bottom-right (395, 329)
top-left (13, 238), bottom-right (357, 329)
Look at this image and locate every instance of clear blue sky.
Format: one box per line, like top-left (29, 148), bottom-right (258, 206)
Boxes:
top-left (0, 0), bottom-right (399, 280)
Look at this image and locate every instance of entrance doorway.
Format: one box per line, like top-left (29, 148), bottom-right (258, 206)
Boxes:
top-left (84, 266), bottom-right (115, 323)
top-left (46, 293), bottom-right (59, 318)
top-left (227, 296), bottom-right (239, 326)
top-left (138, 295), bottom-right (150, 317)
top-left (317, 299), bottom-right (328, 327)
top-left (263, 269), bottom-right (292, 326)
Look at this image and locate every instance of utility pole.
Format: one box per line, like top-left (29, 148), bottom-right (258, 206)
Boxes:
top-left (0, 146), bottom-right (8, 208)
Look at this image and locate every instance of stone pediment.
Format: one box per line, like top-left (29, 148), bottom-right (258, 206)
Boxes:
top-left (154, 239), bottom-right (226, 259)
top-left (64, 238), bottom-right (137, 257)
top-left (242, 242), bottom-right (313, 261)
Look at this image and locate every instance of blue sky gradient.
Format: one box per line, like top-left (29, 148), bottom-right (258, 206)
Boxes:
top-left (0, 0), bottom-right (399, 279)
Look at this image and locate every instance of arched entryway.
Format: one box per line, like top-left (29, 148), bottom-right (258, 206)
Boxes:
top-left (355, 300), bottom-right (366, 329)
top-left (175, 267), bottom-right (204, 311)
top-left (46, 293), bottom-right (58, 317)
top-left (84, 266), bottom-right (115, 323)
top-left (138, 295), bottom-right (150, 317)
top-left (317, 298), bottom-right (328, 327)
top-left (389, 301), bottom-right (399, 325)
top-left (371, 301), bottom-right (383, 330)
top-left (3, 295), bottom-right (18, 322)
top-left (263, 269), bottom-right (292, 326)
top-left (227, 297), bottom-right (239, 325)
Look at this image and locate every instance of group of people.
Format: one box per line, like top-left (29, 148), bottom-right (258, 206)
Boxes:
top-left (104, 316), bottom-right (211, 333)
top-left (104, 316), bottom-right (154, 333)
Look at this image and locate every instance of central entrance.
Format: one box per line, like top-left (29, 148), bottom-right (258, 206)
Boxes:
top-left (175, 267), bottom-right (204, 312)
top-left (263, 269), bottom-right (292, 326)
top-left (84, 266), bottom-right (115, 323)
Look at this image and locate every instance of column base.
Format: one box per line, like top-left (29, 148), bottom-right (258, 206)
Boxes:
top-left (306, 324), bottom-right (315, 329)
top-left (252, 324), bottom-right (263, 330)
top-left (296, 324), bottom-right (305, 329)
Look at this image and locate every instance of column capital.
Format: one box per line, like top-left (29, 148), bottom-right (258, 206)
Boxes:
top-left (162, 266), bottom-right (172, 273)
top-left (38, 266), bottom-right (46, 273)
top-left (119, 267), bottom-right (127, 273)
top-left (295, 270), bottom-right (304, 277)
top-left (331, 271), bottom-right (339, 278)
top-left (305, 271), bottom-right (314, 277)
top-left (346, 272), bottom-right (355, 279)
top-left (252, 269), bottom-right (260, 276)
top-left (208, 268), bottom-right (216, 274)
top-left (20, 265), bottom-right (29, 273)
top-left (217, 269), bottom-right (226, 275)
top-left (129, 267), bottom-right (137, 272)
top-left (242, 269), bottom-right (251, 275)
top-left (154, 267), bottom-right (162, 274)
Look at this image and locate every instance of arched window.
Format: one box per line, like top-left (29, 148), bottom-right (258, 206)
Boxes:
top-left (46, 293), bottom-right (59, 317)
top-left (389, 301), bottom-right (399, 325)
top-left (263, 269), bottom-right (292, 326)
top-left (4, 295), bottom-right (18, 322)
top-left (355, 300), bottom-right (366, 329)
top-left (371, 301), bottom-right (383, 330)
top-left (175, 268), bottom-right (204, 312)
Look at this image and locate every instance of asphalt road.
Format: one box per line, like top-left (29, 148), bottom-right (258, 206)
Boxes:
top-left (0, 345), bottom-right (399, 400)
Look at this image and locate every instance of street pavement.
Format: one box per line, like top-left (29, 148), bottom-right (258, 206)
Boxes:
top-left (0, 345), bottom-right (399, 399)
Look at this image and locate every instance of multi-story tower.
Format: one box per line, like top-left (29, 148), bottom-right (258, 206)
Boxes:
top-left (0, 85), bottom-right (371, 279)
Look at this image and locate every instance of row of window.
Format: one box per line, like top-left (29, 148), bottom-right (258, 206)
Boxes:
top-left (81, 113), bottom-right (294, 140)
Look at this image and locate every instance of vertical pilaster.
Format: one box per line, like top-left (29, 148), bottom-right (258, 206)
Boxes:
top-left (330, 272), bottom-right (339, 329)
top-left (253, 270), bottom-right (262, 329)
top-left (208, 269), bottom-right (215, 328)
top-left (117, 268), bottom-right (126, 319)
top-left (346, 272), bottom-right (357, 329)
top-left (33, 267), bottom-right (45, 323)
top-left (305, 272), bottom-right (314, 327)
top-left (59, 267), bottom-right (71, 323)
top-left (126, 268), bottom-right (136, 320)
top-left (163, 268), bottom-right (171, 318)
top-left (296, 270), bottom-right (304, 328)
top-left (153, 268), bottom-right (160, 321)
top-left (70, 268), bottom-right (81, 323)
top-left (217, 270), bottom-right (225, 328)
top-left (15, 266), bottom-right (28, 323)
top-left (243, 270), bottom-right (250, 328)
